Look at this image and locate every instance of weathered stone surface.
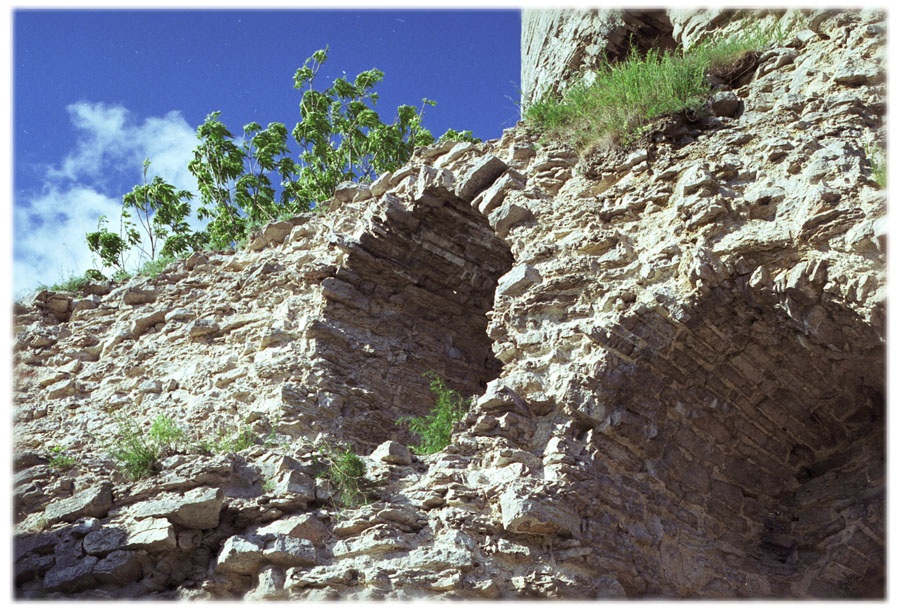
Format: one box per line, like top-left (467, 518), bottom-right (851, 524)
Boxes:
top-left (255, 514), bottom-right (329, 544)
top-left (123, 285), bottom-right (158, 305)
top-left (93, 550), bottom-right (143, 585)
top-left (83, 527), bottom-right (127, 556)
top-left (455, 154), bottom-right (508, 202)
top-left (44, 484), bottom-right (113, 526)
top-left (11, 8), bottom-right (885, 602)
top-left (123, 517), bottom-right (176, 552)
top-left (43, 555), bottom-right (98, 593)
top-left (128, 487), bottom-right (225, 529)
top-left (263, 535), bottom-right (317, 567)
top-left (370, 440), bottom-right (412, 465)
top-left (216, 535), bottom-right (266, 574)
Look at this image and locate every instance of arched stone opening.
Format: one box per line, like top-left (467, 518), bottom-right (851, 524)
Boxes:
top-left (308, 178), bottom-right (514, 452)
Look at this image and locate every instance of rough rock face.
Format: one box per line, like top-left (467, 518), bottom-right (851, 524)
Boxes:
top-left (13, 9), bottom-right (884, 600)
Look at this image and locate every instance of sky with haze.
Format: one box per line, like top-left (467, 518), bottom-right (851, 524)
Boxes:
top-left (11, 6), bottom-right (521, 298)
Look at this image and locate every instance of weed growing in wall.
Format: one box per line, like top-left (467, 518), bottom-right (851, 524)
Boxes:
top-left (312, 443), bottom-right (369, 509)
top-left (397, 372), bottom-right (471, 455)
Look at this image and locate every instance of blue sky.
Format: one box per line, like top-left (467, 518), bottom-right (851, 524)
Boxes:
top-left (11, 7), bottom-right (521, 298)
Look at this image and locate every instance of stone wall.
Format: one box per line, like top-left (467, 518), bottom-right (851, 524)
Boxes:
top-left (13, 8), bottom-right (885, 600)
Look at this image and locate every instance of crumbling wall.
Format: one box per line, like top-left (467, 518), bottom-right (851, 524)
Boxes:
top-left (13, 8), bottom-right (885, 601)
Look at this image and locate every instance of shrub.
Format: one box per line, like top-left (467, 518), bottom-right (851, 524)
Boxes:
top-left (148, 414), bottom-right (186, 449)
top-left (524, 15), bottom-right (795, 150)
top-left (109, 416), bottom-right (160, 479)
top-left (109, 414), bottom-right (184, 479)
top-left (396, 372), bottom-right (471, 455)
top-left (313, 443), bottom-right (368, 508)
top-left (198, 425), bottom-right (257, 454)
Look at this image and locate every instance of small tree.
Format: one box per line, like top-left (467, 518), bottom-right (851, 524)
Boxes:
top-left (123, 159), bottom-right (195, 260)
top-left (188, 111), bottom-right (248, 250)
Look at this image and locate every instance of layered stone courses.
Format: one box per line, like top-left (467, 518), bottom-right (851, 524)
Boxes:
top-left (13, 8), bottom-right (884, 600)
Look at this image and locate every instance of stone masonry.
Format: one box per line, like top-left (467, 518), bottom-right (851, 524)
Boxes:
top-left (13, 8), bottom-right (885, 600)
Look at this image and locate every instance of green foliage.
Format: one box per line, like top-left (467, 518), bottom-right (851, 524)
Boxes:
top-left (109, 414), bottom-right (185, 479)
top-left (285, 45), bottom-right (439, 210)
top-left (313, 443), bottom-right (368, 508)
top-left (109, 416), bottom-right (160, 479)
top-left (77, 45), bottom-right (473, 283)
top-left (39, 268), bottom-right (104, 293)
top-left (148, 414), bottom-right (186, 449)
top-left (437, 128), bottom-right (481, 144)
top-left (262, 478), bottom-right (276, 493)
top-left (396, 372), bottom-right (471, 455)
top-left (199, 425), bottom-right (257, 454)
top-left (111, 268), bottom-right (133, 283)
top-left (47, 446), bottom-right (76, 472)
top-left (86, 215), bottom-right (134, 272)
top-left (124, 159), bottom-right (197, 260)
top-left (138, 255), bottom-right (176, 278)
top-left (524, 16), bottom-right (793, 150)
top-left (865, 141), bottom-right (887, 188)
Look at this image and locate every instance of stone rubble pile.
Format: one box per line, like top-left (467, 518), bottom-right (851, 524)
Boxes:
top-left (13, 9), bottom-right (884, 599)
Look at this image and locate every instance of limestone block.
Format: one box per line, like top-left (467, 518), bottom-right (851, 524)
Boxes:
top-left (370, 171), bottom-right (393, 197)
top-left (83, 527), bottom-right (127, 557)
top-left (44, 484), bottom-right (113, 526)
top-left (131, 309), bottom-right (166, 339)
top-left (255, 514), bottom-right (329, 544)
top-left (370, 440), bottom-right (412, 465)
top-left (92, 549), bottom-right (142, 585)
top-left (474, 168), bottom-right (526, 216)
top-left (216, 535), bottom-right (266, 574)
top-left (123, 286), bottom-right (158, 306)
top-left (455, 155), bottom-right (508, 202)
top-left (46, 377), bottom-right (79, 399)
top-left (488, 198), bottom-right (535, 238)
top-left (498, 485), bottom-right (579, 537)
top-left (331, 524), bottom-right (413, 559)
top-left (43, 555), bottom-right (98, 593)
top-left (496, 264), bottom-right (541, 299)
top-left (128, 487), bottom-right (225, 530)
top-left (263, 535), bottom-right (317, 567)
top-left (245, 565), bottom-right (287, 600)
top-left (123, 517), bottom-right (176, 552)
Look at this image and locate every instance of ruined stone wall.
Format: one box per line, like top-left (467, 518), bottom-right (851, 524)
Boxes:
top-left (13, 8), bottom-right (884, 600)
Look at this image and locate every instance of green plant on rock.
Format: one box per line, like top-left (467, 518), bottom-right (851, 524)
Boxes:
top-left (865, 141), bottom-right (887, 188)
top-left (108, 414), bottom-right (185, 479)
top-left (47, 445), bottom-right (76, 472)
top-left (109, 416), bottom-right (160, 479)
top-left (396, 372), bottom-right (471, 455)
top-left (312, 442), bottom-right (368, 509)
top-left (199, 424), bottom-right (257, 454)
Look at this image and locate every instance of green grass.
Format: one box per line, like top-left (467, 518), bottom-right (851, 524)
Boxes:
top-left (396, 372), bottom-right (471, 455)
top-left (197, 425), bottom-right (257, 454)
top-left (524, 16), bottom-right (794, 151)
top-left (38, 268), bottom-right (106, 293)
top-left (137, 255), bottom-right (177, 278)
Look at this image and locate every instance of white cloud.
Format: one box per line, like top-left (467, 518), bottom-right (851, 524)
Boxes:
top-left (14, 102), bottom-right (200, 299)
